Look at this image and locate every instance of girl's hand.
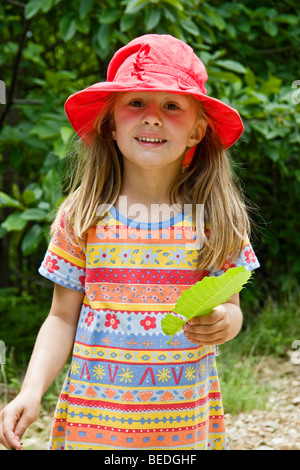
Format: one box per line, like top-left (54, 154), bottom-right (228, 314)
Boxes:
top-left (182, 301), bottom-right (242, 346)
top-left (0, 391), bottom-right (41, 450)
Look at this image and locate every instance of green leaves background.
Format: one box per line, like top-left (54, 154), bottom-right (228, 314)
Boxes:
top-left (0, 0), bottom-right (299, 300)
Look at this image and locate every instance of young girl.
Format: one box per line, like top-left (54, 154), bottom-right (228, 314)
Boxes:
top-left (0, 34), bottom-right (259, 451)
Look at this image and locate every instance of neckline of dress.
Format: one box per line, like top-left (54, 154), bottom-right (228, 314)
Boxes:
top-left (109, 205), bottom-right (185, 230)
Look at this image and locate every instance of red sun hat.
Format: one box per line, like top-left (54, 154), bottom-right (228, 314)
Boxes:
top-left (65, 34), bottom-right (244, 150)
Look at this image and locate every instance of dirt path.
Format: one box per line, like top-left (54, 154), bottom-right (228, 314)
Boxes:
top-left (1, 356), bottom-right (299, 450)
top-left (226, 356), bottom-right (300, 450)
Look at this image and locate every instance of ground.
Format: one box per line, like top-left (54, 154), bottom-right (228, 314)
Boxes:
top-left (226, 356), bottom-right (300, 450)
top-left (0, 356), bottom-right (299, 451)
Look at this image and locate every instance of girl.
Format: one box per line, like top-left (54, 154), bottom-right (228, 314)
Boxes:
top-left (0, 34), bottom-right (259, 451)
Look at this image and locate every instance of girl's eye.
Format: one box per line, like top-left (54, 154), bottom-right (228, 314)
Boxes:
top-left (165, 103), bottom-right (180, 110)
top-left (129, 100), bottom-right (144, 107)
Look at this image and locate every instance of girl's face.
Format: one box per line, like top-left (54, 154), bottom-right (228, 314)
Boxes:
top-left (112, 91), bottom-right (206, 171)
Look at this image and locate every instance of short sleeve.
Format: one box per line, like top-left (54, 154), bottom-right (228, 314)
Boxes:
top-left (209, 236), bottom-right (260, 277)
top-left (38, 214), bottom-right (86, 292)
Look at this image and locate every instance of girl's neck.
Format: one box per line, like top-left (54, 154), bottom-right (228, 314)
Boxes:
top-left (115, 164), bottom-right (183, 223)
top-left (119, 164), bottom-right (181, 208)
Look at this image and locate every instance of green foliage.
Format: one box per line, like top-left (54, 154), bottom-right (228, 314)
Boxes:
top-left (0, 0), bottom-right (299, 305)
top-left (162, 266), bottom-right (252, 343)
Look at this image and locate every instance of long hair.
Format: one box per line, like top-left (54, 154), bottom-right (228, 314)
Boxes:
top-left (52, 93), bottom-right (251, 271)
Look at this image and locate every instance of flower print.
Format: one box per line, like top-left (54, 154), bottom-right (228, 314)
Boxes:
top-left (169, 248), bottom-right (187, 265)
top-left (185, 366), bottom-right (196, 381)
top-left (93, 365), bottom-right (106, 380)
top-left (157, 368), bottom-right (171, 383)
top-left (105, 313), bottom-right (120, 329)
top-left (101, 285), bottom-right (108, 291)
top-left (119, 367), bottom-right (134, 383)
top-left (85, 311), bottom-right (94, 327)
top-left (141, 247), bottom-right (158, 265)
top-left (70, 360), bottom-right (80, 376)
top-left (95, 247), bottom-right (112, 263)
top-left (158, 287), bottom-right (164, 294)
top-left (140, 316), bottom-right (156, 330)
top-left (151, 295), bottom-right (159, 302)
top-left (131, 286), bottom-right (137, 293)
top-left (118, 247), bottom-right (134, 264)
top-left (222, 261), bottom-right (236, 272)
top-left (244, 247), bottom-right (256, 264)
top-left (141, 295), bottom-right (147, 301)
top-left (44, 255), bottom-right (59, 273)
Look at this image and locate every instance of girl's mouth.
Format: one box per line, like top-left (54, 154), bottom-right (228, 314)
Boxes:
top-left (135, 137), bottom-right (167, 144)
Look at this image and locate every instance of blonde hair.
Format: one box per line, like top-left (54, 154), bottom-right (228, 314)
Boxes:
top-left (52, 93), bottom-right (251, 271)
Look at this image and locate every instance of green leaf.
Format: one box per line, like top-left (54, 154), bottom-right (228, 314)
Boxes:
top-left (162, 0), bottom-right (183, 12)
top-left (20, 208), bottom-right (48, 222)
top-left (21, 224), bottom-right (43, 256)
top-left (99, 9), bottom-right (120, 24)
top-left (40, 0), bottom-right (55, 13)
top-left (59, 13), bottom-right (77, 42)
top-left (125, 0), bottom-right (150, 14)
top-left (244, 67), bottom-right (256, 88)
top-left (24, 0), bottom-right (41, 19)
top-left (2, 213), bottom-right (27, 232)
top-left (22, 183), bottom-right (43, 204)
top-left (145, 8), bottom-right (161, 31)
top-left (0, 192), bottom-right (23, 209)
top-left (30, 120), bottom-right (61, 140)
top-left (275, 14), bottom-right (299, 25)
top-left (42, 169), bottom-right (62, 207)
top-left (161, 266), bottom-right (253, 344)
top-left (97, 23), bottom-right (113, 51)
top-left (21, 190), bottom-right (36, 206)
top-left (120, 14), bottom-right (137, 32)
top-left (79, 0), bottom-right (94, 20)
top-left (215, 59), bottom-right (247, 74)
top-left (263, 19), bottom-right (278, 37)
top-left (180, 19), bottom-right (200, 37)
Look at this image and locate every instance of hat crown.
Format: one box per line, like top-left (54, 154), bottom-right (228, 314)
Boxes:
top-left (107, 34), bottom-right (208, 92)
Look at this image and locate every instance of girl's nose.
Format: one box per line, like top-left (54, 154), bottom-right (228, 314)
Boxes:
top-left (142, 105), bottom-right (162, 127)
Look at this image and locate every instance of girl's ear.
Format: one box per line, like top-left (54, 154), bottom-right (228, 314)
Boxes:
top-left (112, 130), bottom-right (116, 140)
top-left (187, 119), bottom-right (207, 148)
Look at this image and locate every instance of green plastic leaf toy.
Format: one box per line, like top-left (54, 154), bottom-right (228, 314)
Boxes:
top-left (161, 266), bottom-right (253, 344)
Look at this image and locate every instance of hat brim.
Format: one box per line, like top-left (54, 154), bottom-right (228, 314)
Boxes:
top-left (64, 80), bottom-right (244, 149)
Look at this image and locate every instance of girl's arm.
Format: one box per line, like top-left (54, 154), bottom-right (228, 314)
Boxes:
top-left (0, 284), bottom-right (84, 450)
top-left (183, 292), bottom-right (243, 345)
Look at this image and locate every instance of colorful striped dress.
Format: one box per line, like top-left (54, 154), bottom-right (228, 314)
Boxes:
top-left (38, 205), bottom-right (259, 450)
